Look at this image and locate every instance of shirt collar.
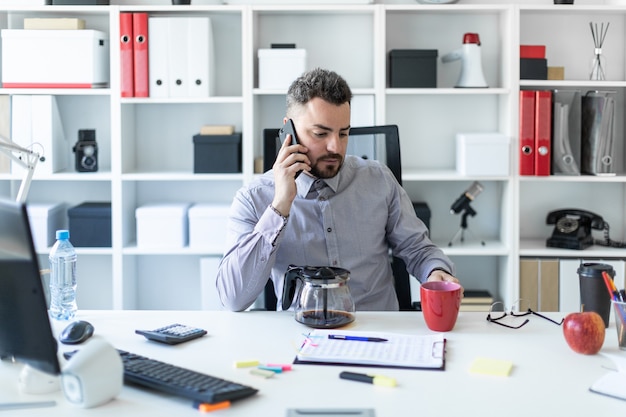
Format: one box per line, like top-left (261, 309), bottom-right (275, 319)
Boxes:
top-left (296, 171), bottom-right (340, 198)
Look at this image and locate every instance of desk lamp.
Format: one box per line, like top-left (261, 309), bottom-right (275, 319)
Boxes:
top-left (448, 181), bottom-right (486, 247)
top-left (0, 136), bottom-right (43, 203)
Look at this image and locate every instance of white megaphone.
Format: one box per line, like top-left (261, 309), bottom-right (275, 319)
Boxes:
top-left (441, 33), bottom-right (488, 88)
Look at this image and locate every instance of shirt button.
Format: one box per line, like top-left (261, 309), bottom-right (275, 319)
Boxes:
top-left (333, 260), bottom-right (338, 266)
top-left (327, 228), bottom-right (332, 233)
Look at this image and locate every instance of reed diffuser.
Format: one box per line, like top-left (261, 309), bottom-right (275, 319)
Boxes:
top-left (589, 22), bottom-right (610, 81)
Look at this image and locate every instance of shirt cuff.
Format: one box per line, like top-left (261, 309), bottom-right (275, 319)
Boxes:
top-left (428, 267), bottom-right (450, 277)
top-left (268, 204), bottom-right (288, 246)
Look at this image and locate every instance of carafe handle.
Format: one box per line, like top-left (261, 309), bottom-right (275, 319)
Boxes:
top-left (281, 265), bottom-right (302, 311)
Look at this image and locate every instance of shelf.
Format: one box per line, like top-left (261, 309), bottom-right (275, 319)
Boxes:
top-left (121, 172), bottom-right (244, 182)
top-left (403, 169), bottom-right (509, 182)
top-left (519, 175), bottom-right (626, 183)
top-left (123, 245), bottom-right (224, 256)
top-left (386, 88), bottom-right (509, 95)
top-left (1, 3), bottom-right (622, 311)
top-left (435, 239), bottom-right (509, 257)
top-left (520, 239), bottom-right (626, 258)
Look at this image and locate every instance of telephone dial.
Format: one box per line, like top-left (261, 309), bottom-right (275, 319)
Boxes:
top-left (546, 209), bottom-right (626, 250)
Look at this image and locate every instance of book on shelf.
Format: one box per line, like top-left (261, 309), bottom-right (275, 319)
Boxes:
top-left (23, 18), bottom-right (85, 30)
top-left (461, 290), bottom-right (494, 305)
top-left (294, 329), bottom-right (445, 370)
top-left (199, 125), bottom-right (235, 135)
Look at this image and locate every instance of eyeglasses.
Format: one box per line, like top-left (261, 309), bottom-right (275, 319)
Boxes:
top-left (486, 299), bottom-right (564, 329)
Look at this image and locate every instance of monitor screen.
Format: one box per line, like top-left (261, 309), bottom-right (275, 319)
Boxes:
top-left (0, 198), bottom-right (61, 375)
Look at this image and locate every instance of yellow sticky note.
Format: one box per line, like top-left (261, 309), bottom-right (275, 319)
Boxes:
top-left (469, 357), bottom-right (513, 377)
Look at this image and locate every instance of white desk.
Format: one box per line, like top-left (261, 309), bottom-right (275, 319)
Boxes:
top-left (1, 310), bottom-right (623, 416)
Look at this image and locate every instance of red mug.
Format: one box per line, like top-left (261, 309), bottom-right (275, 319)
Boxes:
top-left (420, 281), bottom-right (462, 332)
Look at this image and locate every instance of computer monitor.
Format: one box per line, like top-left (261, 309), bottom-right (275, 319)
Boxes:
top-left (0, 198), bottom-right (61, 376)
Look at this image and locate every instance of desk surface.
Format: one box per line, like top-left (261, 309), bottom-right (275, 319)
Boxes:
top-left (1, 310), bottom-right (624, 416)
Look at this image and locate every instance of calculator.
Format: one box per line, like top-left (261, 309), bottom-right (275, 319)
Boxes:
top-left (135, 323), bottom-right (207, 345)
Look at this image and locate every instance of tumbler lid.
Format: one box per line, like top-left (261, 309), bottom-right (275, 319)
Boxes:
top-left (577, 262), bottom-right (615, 277)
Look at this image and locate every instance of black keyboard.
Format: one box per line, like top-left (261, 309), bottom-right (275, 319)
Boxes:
top-left (65, 349), bottom-right (258, 404)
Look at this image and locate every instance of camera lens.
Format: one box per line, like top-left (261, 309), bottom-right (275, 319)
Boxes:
top-left (81, 156), bottom-right (96, 169)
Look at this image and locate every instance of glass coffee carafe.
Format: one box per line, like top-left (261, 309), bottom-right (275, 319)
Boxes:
top-left (281, 265), bottom-right (355, 329)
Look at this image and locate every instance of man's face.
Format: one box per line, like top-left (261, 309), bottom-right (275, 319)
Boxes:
top-left (290, 97), bottom-right (351, 179)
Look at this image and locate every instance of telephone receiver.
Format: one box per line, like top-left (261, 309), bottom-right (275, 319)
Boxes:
top-left (546, 209), bottom-right (606, 250)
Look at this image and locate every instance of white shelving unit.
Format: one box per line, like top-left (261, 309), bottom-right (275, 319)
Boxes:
top-left (1, 1), bottom-right (624, 311)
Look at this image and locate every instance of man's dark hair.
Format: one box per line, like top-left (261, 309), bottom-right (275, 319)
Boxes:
top-left (286, 68), bottom-right (352, 115)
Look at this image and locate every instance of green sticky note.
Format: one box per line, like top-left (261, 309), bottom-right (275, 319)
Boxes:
top-left (469, 357), bottom-right (513, 377)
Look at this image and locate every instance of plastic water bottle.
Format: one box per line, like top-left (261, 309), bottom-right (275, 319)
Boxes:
top-left (49, 230), bottom-right (77, 320)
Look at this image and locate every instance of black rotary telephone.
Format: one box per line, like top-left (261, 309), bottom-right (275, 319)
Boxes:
top-left (546, 209), bottom-right (625, 250)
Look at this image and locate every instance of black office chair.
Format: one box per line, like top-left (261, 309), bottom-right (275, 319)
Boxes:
top-left (261, 125), bottom-right (415, 311)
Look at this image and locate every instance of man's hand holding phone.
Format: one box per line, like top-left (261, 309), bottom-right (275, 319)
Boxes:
top-left (271, 119), bottom-right (310, 217)
top-left (276, 119), bottom-right (310, 179)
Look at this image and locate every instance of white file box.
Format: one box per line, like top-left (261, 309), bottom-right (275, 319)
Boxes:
top-left (136, 203), bottom-right (191, 248)
top-left (258, 48), bottom-right (306, 89)
top-left (188, 204), bottom-right (230, 250)
top-left (456, 133), bottom-right (510, 176)
top-left (1, 29), bottom-right (109, 88)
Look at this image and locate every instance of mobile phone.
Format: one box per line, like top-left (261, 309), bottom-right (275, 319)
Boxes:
top-left (278, 119), bottom-right (302, 178)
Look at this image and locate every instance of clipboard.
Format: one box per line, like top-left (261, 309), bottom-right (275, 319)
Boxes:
top-left (294, 330), bottom-right (446, 370)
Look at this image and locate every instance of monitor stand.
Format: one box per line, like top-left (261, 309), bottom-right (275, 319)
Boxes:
top-left (17, 364), bottom-right (60, 394)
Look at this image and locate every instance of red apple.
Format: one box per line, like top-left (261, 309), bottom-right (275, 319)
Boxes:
top-left (562, 311), bottom-right (605, 355)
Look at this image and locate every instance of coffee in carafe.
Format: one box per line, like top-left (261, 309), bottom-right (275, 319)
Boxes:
top-left (281, 265), bottom-right (355, 329)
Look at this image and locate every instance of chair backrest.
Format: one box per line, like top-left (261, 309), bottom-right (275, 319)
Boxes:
top-left (261, 125), bottom-right (415, 311)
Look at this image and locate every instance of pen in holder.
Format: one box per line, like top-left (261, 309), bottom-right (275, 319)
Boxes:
top-left (612, 300), bottom-right (626, 350)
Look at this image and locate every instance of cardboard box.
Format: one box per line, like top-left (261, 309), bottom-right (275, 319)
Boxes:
top-left (456, 133), bottom-right (510, 176)
top-left (136, 203), bottom-right (191, 249)
top-left (258, 48), bottom-right (306, 89)
top-left (548, 66), bottom-right (565, 80)
top-left (193, 133), bottom-right (242, 173)
top-left (389, 49), bottom-right (438, 88)
top-left (1, 29), bottom-right (109, 88)
top-left (68, 202), bottom-right (111, 247)
top-left (26, 203), bottom-right (66, 250)
top-left (188, 204), bottom-right (230, 250)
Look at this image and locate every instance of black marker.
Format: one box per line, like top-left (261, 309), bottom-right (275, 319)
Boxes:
top-left (339, 371), bottom-right (396, 387)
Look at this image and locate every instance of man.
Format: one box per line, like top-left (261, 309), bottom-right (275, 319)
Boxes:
top-left (216, 68), bottom-right (459, 311)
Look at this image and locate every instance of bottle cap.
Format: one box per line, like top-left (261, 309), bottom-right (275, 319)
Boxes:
top-left (56, 230), bottom-right (70, 240)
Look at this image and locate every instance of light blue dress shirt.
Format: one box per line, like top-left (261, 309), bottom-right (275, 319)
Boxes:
top-left (216, 155), bottom-right (455, 311)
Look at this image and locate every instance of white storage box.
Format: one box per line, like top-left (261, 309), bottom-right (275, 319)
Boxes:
top-left (188, 204), bottom-right (230, 250)
top-left (136, 203), bottom-right (191, 249)
top-left (26, 203), bottom-right (66, 251)
top-left (258, 48), bottom-right (306, 89)
top-left (456, 133), bottom-right (510, 176)
top-left (1, 29), bottom-right (109, 88)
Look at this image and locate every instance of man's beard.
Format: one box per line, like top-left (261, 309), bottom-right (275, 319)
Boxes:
top-left (310, 154), bottom-right (343, 179)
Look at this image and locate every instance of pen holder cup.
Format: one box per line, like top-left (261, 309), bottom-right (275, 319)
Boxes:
top-left (612, 300), bottom-right (626, 350)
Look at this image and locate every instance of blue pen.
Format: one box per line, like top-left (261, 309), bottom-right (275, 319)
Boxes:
top-left (328, 335), bottom-right (388, 342)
